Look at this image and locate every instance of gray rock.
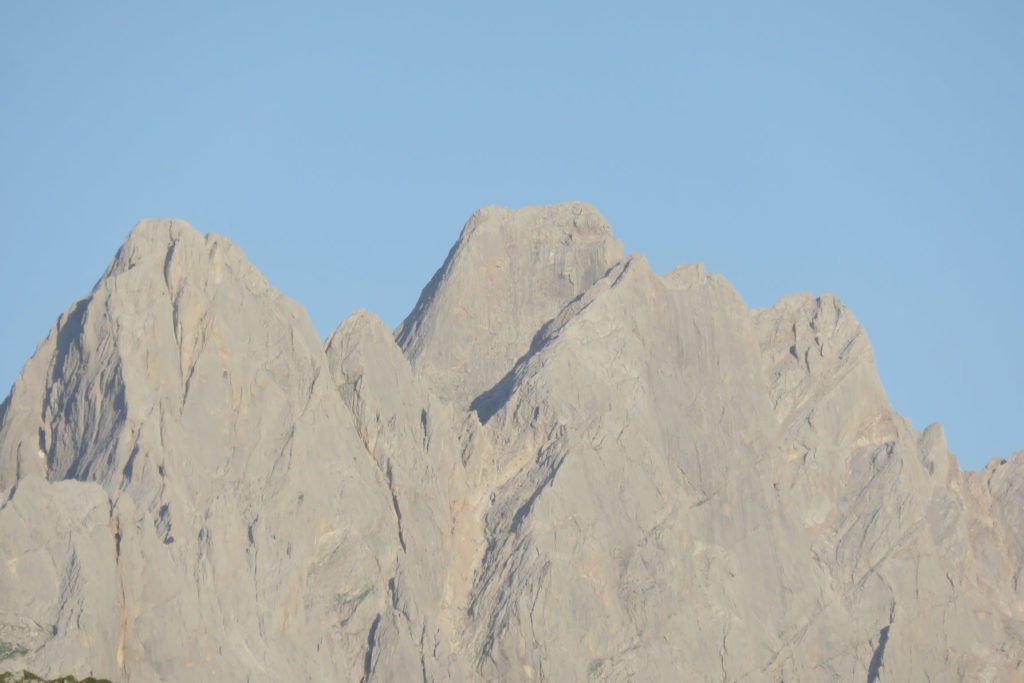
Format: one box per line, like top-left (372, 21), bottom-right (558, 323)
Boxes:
top-left (395, 202), bottom-right (623, 410)
top-left (1, 206), bottom-right (1022, 681)
top-left (1, 220), bottom-right (399, 680)
top-left (0, 476), bottom-right (119, 680)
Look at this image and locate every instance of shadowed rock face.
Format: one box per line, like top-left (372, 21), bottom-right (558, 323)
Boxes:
top-left (1, 206), bottom-right (1022, 681)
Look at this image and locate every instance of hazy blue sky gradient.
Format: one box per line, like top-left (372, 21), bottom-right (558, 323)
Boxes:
top-left (2, 1), bottom-right (1021, 470)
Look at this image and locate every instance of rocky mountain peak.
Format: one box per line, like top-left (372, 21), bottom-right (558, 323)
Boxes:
top-left (101, 219), bottom-right (272, 299)
top-left (104, 218), bottom-right (200, 269)
top-left (0, 217), bottom-right (398, 679)
top-left (395, 202), bottom-right (623, 409)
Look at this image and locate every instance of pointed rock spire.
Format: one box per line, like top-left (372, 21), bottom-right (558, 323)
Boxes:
top-left (395, 202), bottom-right (623, 409)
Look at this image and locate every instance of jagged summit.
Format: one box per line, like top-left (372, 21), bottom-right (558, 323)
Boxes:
top-left (395, 202), bottom-right (623, 409)
top-left (0, 214), bottom-right (395, 680)
top-left (1, 203), bottom-right (1022, 681)
top-left (100, 218), bottom-right (274, 298)
top-left (100, 218), bottom-right (204, 282)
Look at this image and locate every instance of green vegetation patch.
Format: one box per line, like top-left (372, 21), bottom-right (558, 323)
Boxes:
top-left (0, 671), bottom-right (113, 683)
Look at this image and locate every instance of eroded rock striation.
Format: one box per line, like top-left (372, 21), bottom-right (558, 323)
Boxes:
top-left (1, 204), bottom-right (1021, 681)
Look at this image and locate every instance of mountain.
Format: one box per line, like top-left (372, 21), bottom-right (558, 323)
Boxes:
top-left (0, 204), bottom-right (1021, 681)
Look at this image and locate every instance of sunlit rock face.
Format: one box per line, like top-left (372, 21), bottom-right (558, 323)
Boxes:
top-left (1, 206), bottom-right (1022, 681)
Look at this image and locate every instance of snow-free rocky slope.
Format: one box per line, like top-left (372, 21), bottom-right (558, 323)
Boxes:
top-left (0, 203), bottom-right (1022, 681)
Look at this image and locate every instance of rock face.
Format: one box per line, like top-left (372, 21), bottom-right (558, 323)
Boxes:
top-left (0, 222), bottom-right (397, 680)
top-left (395, 203), bottom-right (623, 409)
top-left (0, 205), bottom-right (1022, 681)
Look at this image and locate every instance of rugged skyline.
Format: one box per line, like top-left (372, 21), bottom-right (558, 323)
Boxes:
top-left (1, 204), bottom-right (1021, 680)
top-left (4, 3), bottom-right (1023, 473)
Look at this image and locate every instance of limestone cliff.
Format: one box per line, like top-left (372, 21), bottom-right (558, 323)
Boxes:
top-left (0, 206), bottom-right (1021, 681)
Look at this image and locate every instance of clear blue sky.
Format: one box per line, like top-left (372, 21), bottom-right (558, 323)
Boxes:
top-left (1, 2), bottom-right (1020, 470)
